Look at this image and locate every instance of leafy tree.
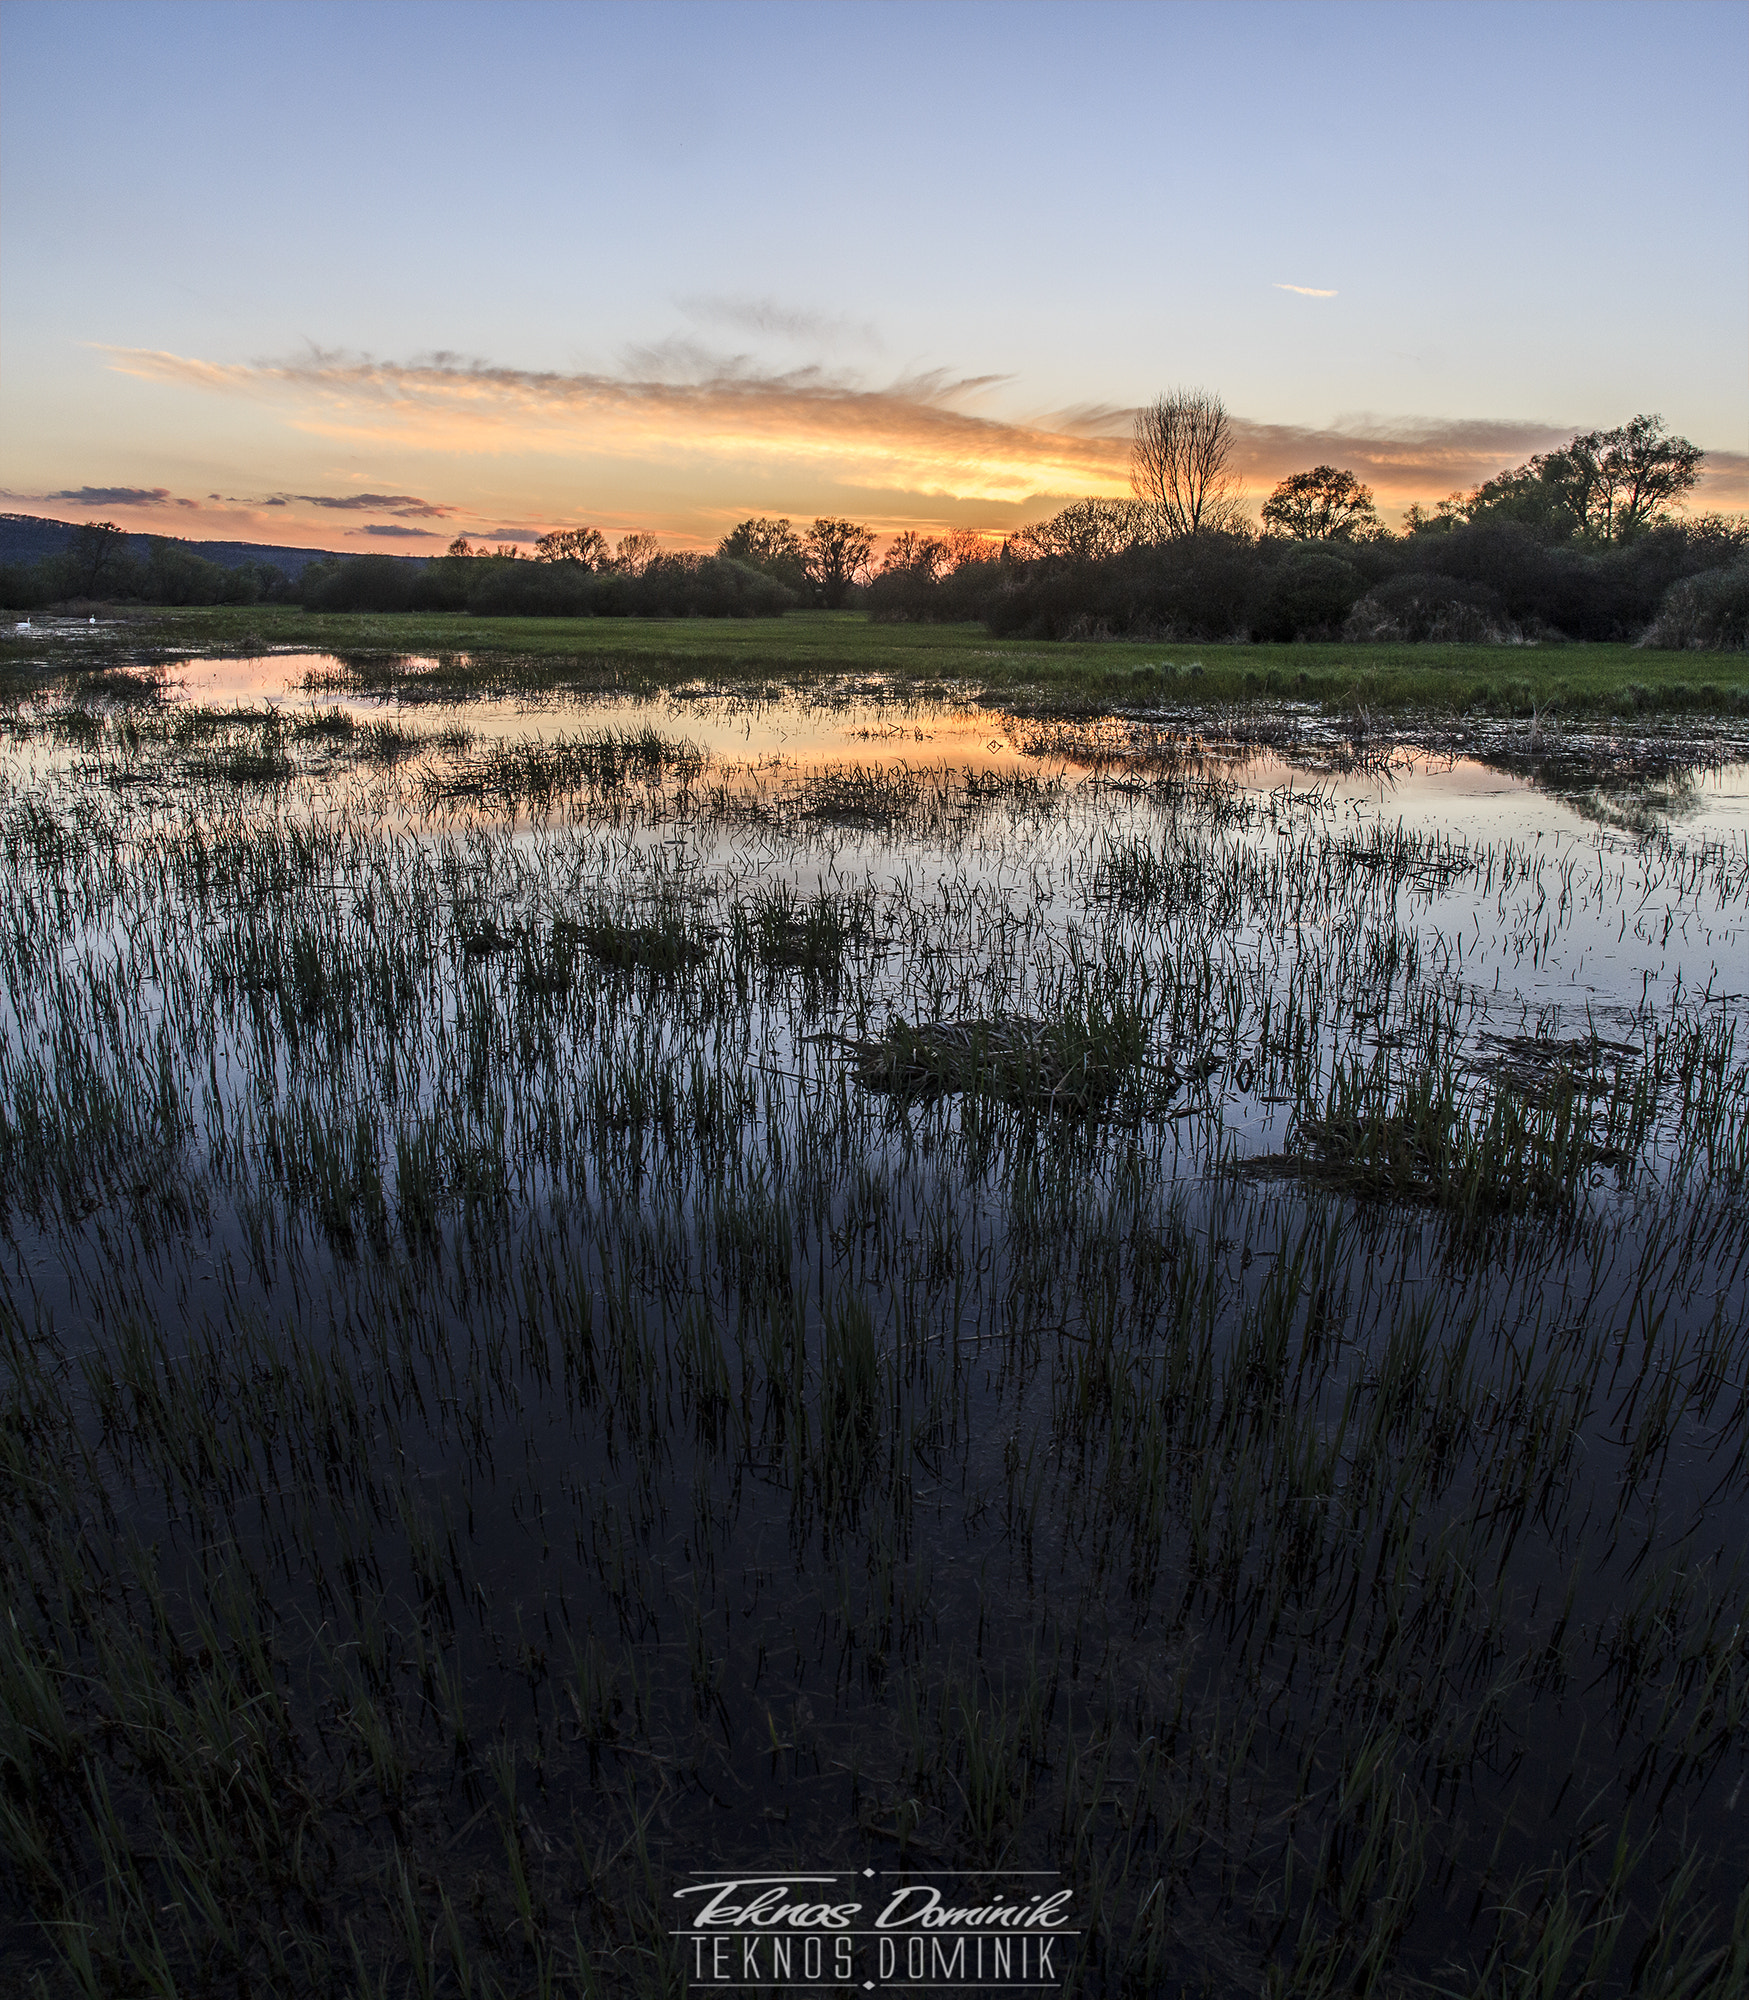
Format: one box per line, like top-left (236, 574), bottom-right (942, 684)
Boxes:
top-left (1447, 415), bottom-right (1703, 544)
top-left (445, 536), bottom-right (475, 558)
top-left (1008, 498), bottom-right (1149, 563)
top-left (1448, 462), bottom-right (1579, 539)
top-left (717, 517), bottom-right (809, 592)
top-left (611, 531), bottom-right (660, 576)
top-left (145, 539), bottom-right (235, 605)
top-left (1130, 389), bottom-right (1245, 538)
top-left (1564, 415), bottom-right (1703, 541)
top-left (1261, 466), bottom-right (1380, 541)
top-left (63, 521), bottom-right (135, 595)
top-left (802, 518), bottom-right (874, 608)
top-left (534, 526), bottom-right (609, 566)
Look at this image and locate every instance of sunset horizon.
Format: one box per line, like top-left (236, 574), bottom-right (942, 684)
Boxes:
top-left (14, 348), bottom-right (1749, 558)
top-left (4, 1), bottom-right (1743, 558)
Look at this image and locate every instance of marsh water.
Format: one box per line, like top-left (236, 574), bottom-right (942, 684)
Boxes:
top-left (2, 653), bottom-right (1747, 1996)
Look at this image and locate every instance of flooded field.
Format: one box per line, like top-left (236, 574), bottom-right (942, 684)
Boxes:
top-left (2, 655), bottom-right (1747, 1997)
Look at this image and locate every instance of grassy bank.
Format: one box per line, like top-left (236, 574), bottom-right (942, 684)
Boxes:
top-left (4, 604), bottom-right (1747, 717)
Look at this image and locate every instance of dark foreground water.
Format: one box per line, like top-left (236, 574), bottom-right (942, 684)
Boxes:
top-left (2, 663), bottom-right (1746, 1998)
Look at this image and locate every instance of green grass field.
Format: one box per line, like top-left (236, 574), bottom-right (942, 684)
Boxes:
top-left (4, 605), bottom-right (1747, 719)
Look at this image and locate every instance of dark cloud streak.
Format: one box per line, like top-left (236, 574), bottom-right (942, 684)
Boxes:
top-left (49, 485), bottom-right (171, 506)
top-left (291, 492), bottom-right (456, 517)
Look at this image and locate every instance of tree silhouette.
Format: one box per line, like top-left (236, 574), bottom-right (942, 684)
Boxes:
top-left (718, 517), bottom-right (809, 593)
top-left (1130, 389), bottom-right (1245, 538)
top-left (802, 518), bottom-right (874, 607)
top-left (1262, 467), bottom-right (1380, 541)
top-left (534, 527), bottom-right (609, 566)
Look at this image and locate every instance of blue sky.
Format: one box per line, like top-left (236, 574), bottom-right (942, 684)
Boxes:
top-left (2, 0), bottom-right (1744, 547)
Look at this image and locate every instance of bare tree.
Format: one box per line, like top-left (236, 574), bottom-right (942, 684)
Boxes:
top-left (879, 530), bottom-right (948, 577)
top-left (940, 528), bottom-right (997, 570)
top-left (1130, 389), bottom-right (1245, 539)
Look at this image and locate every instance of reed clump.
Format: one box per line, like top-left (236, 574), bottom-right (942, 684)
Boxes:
top-left (839, 1008), bottom-right (1146, 1113)
top-left (733, 882), bottom-right (870, 981)
top-left (1274, 1060), bottom-right (1626, 1216)
top-left (575, 903), bottom-right (713, 974)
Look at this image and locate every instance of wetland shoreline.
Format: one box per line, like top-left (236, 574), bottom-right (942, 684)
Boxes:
top-left (4, 604), bottom-right (1748, 731)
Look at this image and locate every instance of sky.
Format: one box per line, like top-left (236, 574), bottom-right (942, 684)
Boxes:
top-left (2, 0), bottom-right (1745, 554)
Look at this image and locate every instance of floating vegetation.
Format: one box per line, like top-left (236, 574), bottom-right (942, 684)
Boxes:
top-left (1475, 1026), bottom-right (1641, 1102)
top-left (1246, 1057), bottom-right (1631, 1216)
top-left (0, 673), bottom-right (1746, 1998)
top-left (801, 760), bottom-right (935, 826)
top-left (575, 901), bottom-right (714, 974)
top-left (834, 1010), bottom-right (1145, 1114)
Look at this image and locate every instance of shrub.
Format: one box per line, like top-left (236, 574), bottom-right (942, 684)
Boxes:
top-left (299, 551), bottom-right (795, 620)
top-left (302, 554), bottom-right (428, 614)
top-left (1344, 573), bottom-right (1510, 644)
top-left (1250, 550), bottom-right (1362, 641)
top-left (1641, 562), bottom-right (1749, 650)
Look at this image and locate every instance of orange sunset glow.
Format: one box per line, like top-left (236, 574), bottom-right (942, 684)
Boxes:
top-left (10, 342), bottom-right (1739, 557)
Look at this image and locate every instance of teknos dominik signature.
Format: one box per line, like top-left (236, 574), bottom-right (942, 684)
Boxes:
top-left (674, 1872), bottom-right (1079, 1989)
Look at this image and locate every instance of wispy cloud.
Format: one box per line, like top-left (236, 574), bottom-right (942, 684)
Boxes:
top-left (1228, 415), bottom-right (1575, 492)
top-left (679, 294), bottom-right (882, 350)
top-left (86, 342), bottom-right (1749, 524)
top-left (1273, 283), bottom-right (1338, 298)
top-left (101, 343), bottom-right (1129, 503)
top-left (351, 522), bottom-right (443, 539)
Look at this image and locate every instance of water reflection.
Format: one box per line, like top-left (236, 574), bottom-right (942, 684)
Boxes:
top-left (2, 649), bottom-right (1746, 1994)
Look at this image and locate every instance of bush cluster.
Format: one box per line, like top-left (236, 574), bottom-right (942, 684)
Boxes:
top-left (869, 515), bottom-right (1749, 648)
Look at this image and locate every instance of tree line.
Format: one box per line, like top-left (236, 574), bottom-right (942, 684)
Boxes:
top-left (0, 523), bottom-right (291, 611)
top-left (4, 394), bottom-right (1743, 646)
top-left (292, 515), bottom-right (878, 619)
top-left (862, 394), bottom-right (1747, 649)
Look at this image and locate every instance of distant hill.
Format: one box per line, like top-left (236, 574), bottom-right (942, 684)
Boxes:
top-left (0, 512), bottom-right (427, 580)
